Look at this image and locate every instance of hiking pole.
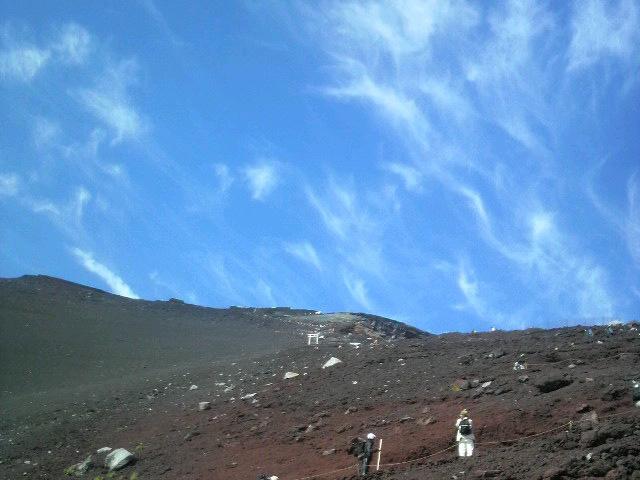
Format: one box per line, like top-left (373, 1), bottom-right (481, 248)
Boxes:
top-left (376, 438), bottom-right (382, 471)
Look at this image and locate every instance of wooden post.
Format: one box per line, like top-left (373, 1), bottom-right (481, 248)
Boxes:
top-left (376, 438), bottom-right (382, 471)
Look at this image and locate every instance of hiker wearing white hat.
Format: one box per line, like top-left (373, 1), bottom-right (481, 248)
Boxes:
top-left (348, 433), bottom-right (377, 476)
top-left (455, 409), bottom-right (474, 457)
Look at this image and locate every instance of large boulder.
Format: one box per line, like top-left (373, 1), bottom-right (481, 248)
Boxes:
top-left (104, 448), bottom-right (135, 471)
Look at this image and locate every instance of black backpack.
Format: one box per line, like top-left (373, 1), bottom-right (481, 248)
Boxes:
top-left (459, 418), bottom-right (472, 435)
top-left (348, 438), bottom-right (366, 456)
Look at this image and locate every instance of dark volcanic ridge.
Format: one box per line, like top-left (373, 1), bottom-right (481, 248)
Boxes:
top-left (1, 275), bottom-right (640, 480)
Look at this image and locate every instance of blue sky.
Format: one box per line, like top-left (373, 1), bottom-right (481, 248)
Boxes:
top-left (1, 1), bottom-right (639, 332)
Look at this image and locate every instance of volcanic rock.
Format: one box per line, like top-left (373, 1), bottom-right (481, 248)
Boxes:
top-left (322, 357), bottom-right (342, 369)
top-left (535, 376), bottom-right (573, 393)
top-left (104, 448), bottom-right (135, 471)
top-left (601, 385), bottom-right (626, 401)
top-left (67, 455), bottom-right (93, 476)
top-left (452, 379), bottom-right (471, 391)
top-left (198, 401), bottom-right (211, 411)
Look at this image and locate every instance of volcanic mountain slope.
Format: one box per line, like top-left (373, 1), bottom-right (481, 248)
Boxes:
top-left (0, 275), bottom-right (421, 415)
top-left (1, 276), bottom-right (639, 480)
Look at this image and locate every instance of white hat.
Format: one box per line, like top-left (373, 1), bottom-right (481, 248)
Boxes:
top-left (269, 477), bottom-right (279, 480)
top-left (366, 433), bottom-right (376, 439)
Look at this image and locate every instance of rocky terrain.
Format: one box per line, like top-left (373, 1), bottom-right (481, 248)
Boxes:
top-left (1, 275), bottom-right (639, 480)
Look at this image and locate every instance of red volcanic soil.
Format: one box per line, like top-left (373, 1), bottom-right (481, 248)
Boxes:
top-left (1, 276), bottom-right (640, 480)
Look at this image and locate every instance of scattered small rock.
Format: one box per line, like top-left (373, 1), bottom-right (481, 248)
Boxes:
top-left (284, 372), bottom-right (299, 379)
top-left (322, 448), bottom-right (336, 456)
top-left (452, 379), bottom-right (471, 391)
top-left (198, 401), bottom-right (211, 411)
top-left (336, 424), bottom-right (353, 433)
top-left (322, 357), bottom-right (342, 369)
top-left (183, 431), bottom-right (201, 441)
top-left (189, 384), bottom-right (198, 391)
top-left (416, 416), bottom-right (436, 426)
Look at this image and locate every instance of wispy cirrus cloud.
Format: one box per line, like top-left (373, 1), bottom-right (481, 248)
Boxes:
top-left (243, 160), bottom-right (280, 201)
top-left (255, 278), bottom-right (277, 306)
top-left (0, 22), bottom-right (91, 82)
top-left (306, 179), bottom-right (373, 240)
top-left (76, 59), bottom-right (146, 144)
top-left (71, 247), bottom-right (138, 298)
top-left (342, 270), bottom-right (373, 311)
top-left (0, 45), bottom-right (50, 81)
top-left (455, 260), bottom-right (489, 318)
top-left (626, 173), bottom-right (640, 267)
top-left (302, 0), bottom-right (626, 325)
top-left (213, 163), bottom-right (234, 193)
top-left (0, 173), bottom-right (20, 196)
top-left (53, 23), bottom-right (92, 64)
top-left (284, 241), bottom-right (322, 271)
top-left (27, 187), bottom-right (91, 238)
top-left (383, 162), bottom-right (423, 192)
top-left (568, 0), bottom-right (640, 71)
top-left (139, 0), bottom-right (184, 46)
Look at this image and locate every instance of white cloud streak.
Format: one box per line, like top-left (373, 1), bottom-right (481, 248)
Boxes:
top-left (0, 46), bottom-right (50, 81)
top-left (77, 60), bottom-right (146, 144)
top-left (243, 161), bottom-right (279, 201)
top-left (71, 247), bottom-right (139, 298)
top-left (384, 163), bottom-right (423, 192)
top-left (0, 22), bottom-right (91, 82)
top-left (284, 241), bottom-right (322, 271)
top-left (342, 270), bottom-right (373, 311)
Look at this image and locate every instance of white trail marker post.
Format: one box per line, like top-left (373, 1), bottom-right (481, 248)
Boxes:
top-left (376, 438), bottom-right (382, 471)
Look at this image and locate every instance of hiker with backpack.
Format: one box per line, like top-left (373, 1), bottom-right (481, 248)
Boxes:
top-left (348, 433), bottom-right (377, 476)
top-left (455, 409), bottom-right (474, 457)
